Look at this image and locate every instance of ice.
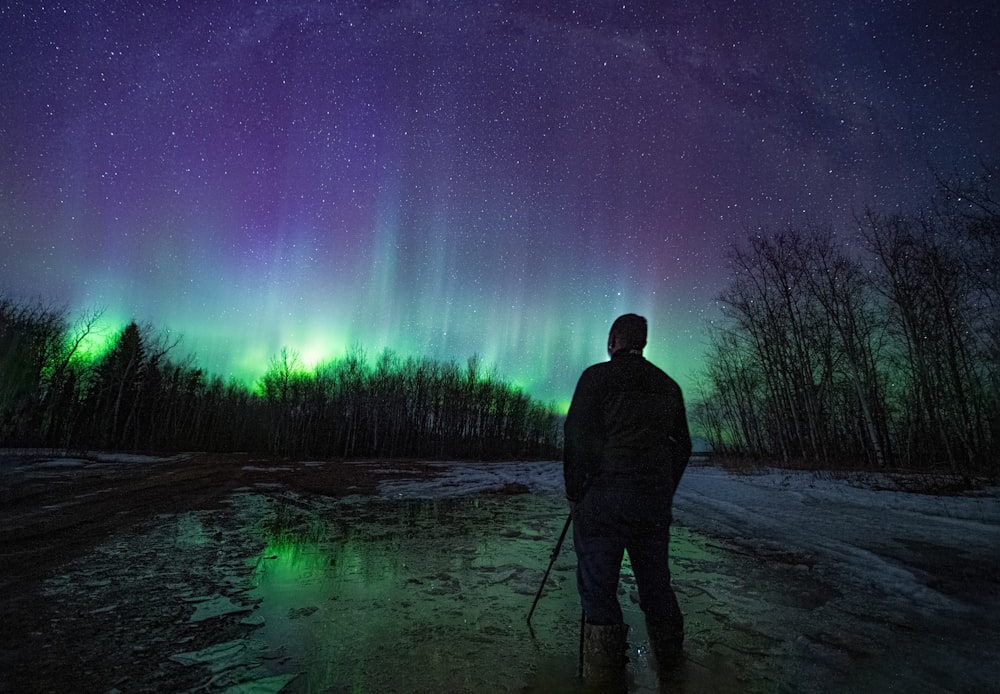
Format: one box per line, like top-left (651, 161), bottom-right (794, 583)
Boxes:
top-left (378, 460), bottom-right (565, 498)
top-left (219, 674), bottom-right (298, 694)
top-left (188, 594), bottom-right (255, 622)
top-left (170, 639), bottom-right (247, 668)
top-left (674, 466), bottom-right (1000, 608)
top-left (35, 458), bottom-right (89, 468)
top-left (28, 458), bottom-right (1000, 692)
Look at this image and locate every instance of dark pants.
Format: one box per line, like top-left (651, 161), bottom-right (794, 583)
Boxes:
top-left (573, 484), bottom-right (683, 637)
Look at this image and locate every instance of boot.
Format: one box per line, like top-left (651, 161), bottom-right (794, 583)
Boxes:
top-left (646, 619), bottom-right (684, 676)
top-left (581, 622), bottom-right (629, 692)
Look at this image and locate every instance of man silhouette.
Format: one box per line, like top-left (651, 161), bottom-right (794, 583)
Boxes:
top-left (564, 313), bottom-right (691, 688)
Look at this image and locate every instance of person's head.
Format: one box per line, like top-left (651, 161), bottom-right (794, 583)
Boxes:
top-left (607, 313), bottom-right (647, 357)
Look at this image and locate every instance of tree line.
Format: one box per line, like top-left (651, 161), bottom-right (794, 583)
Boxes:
top-left (0, 309), bottom-right (561, 459)
top-left (693, 165), bottom-right (998, 475)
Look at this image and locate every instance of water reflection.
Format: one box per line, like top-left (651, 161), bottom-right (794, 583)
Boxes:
top-left (34, 481), bottom-right (775, 693)
top-left (234, 489), bottom-right (777, 693)
top-left (36, 464), bottom-right (963, 692)
top-left (245, 493), bottom-right (582, 693)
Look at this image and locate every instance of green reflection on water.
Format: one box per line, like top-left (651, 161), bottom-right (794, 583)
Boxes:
top-left (245, 494), bottom-right (575, 693)
top-left (239, 494), bottom-right (739, 693)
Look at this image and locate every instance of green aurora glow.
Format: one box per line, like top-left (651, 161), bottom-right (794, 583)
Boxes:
top-left (4, 2), bottom-right (995, 409)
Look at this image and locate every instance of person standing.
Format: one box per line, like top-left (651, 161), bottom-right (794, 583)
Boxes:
top-left (563, 313), bottom-right (692, 688)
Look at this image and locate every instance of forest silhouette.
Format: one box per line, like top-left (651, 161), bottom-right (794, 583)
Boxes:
top-left (2, 166), bottom-right (997, 472)
top-left (0, 311), bottom-right (560, 460)
top-left (696, 165), bottom-right (998, 476)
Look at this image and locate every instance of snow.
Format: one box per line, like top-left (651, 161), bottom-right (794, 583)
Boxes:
top-left (19, 453), bottom-right (1000, 692)
top-left (373, 459), bottom-right (1000, 691)
top-left (674, 466), bottom-right (1000, 610)
top-left (379, 460), bottom-right (566, 499)
top-left (0, 450), bottom-right (193, 469)
top-left (33, 458), bottom-right (89, 468)
top-left (379, 460), bottom-right (1000, 615)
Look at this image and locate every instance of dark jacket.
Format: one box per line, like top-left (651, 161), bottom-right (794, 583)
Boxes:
top-left (563, 351), bottom-right (691, 504)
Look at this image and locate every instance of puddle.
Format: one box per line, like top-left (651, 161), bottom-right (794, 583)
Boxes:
top-left (36, 484), bottom-right (772, 693)
top-left (29, 461), bottom-right (997, 693)
top-left (243, 493), bottom-right (585, 693)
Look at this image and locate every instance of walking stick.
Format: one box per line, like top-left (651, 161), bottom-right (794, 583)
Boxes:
top-left (526, 512), bottom-right (573, 625)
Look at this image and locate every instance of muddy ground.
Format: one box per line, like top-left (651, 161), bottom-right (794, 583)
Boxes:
top-left (0, 454), bottom-right (770, 693)
top-left (2, 453), bottom-right (997, 693)
top-left (0, 453), bottom-right (445, 693)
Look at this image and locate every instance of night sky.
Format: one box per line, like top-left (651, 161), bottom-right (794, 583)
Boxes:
top-left (2, 1), bottom-right (997, 408)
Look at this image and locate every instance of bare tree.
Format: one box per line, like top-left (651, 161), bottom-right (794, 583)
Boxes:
top-left (790, 226), bottom-right (892, 466)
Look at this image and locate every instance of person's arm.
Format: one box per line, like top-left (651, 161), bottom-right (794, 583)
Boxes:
top-left (669, 387), bottom-right (692, 493)
top-left (563, 367), bottom-right (604, 503)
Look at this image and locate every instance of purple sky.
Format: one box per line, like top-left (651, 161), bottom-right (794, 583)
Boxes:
top-left (2, 0), bottom-right (997, 407)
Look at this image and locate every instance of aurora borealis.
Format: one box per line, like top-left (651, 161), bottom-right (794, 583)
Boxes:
top-left (2, 1), bottom-right (997, 407)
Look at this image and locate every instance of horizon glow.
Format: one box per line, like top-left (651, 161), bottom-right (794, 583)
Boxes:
top-left (3, 1), bottom-right (996, 410)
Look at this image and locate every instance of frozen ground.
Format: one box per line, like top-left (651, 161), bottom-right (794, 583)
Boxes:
top-left (376, 461), bottom-right (1000, 692)
top-left (8, 456), bottom-right (1000, 693)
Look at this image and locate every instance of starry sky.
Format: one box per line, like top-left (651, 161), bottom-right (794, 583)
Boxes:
top-left (2, 1), bottom-right (997, 409)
